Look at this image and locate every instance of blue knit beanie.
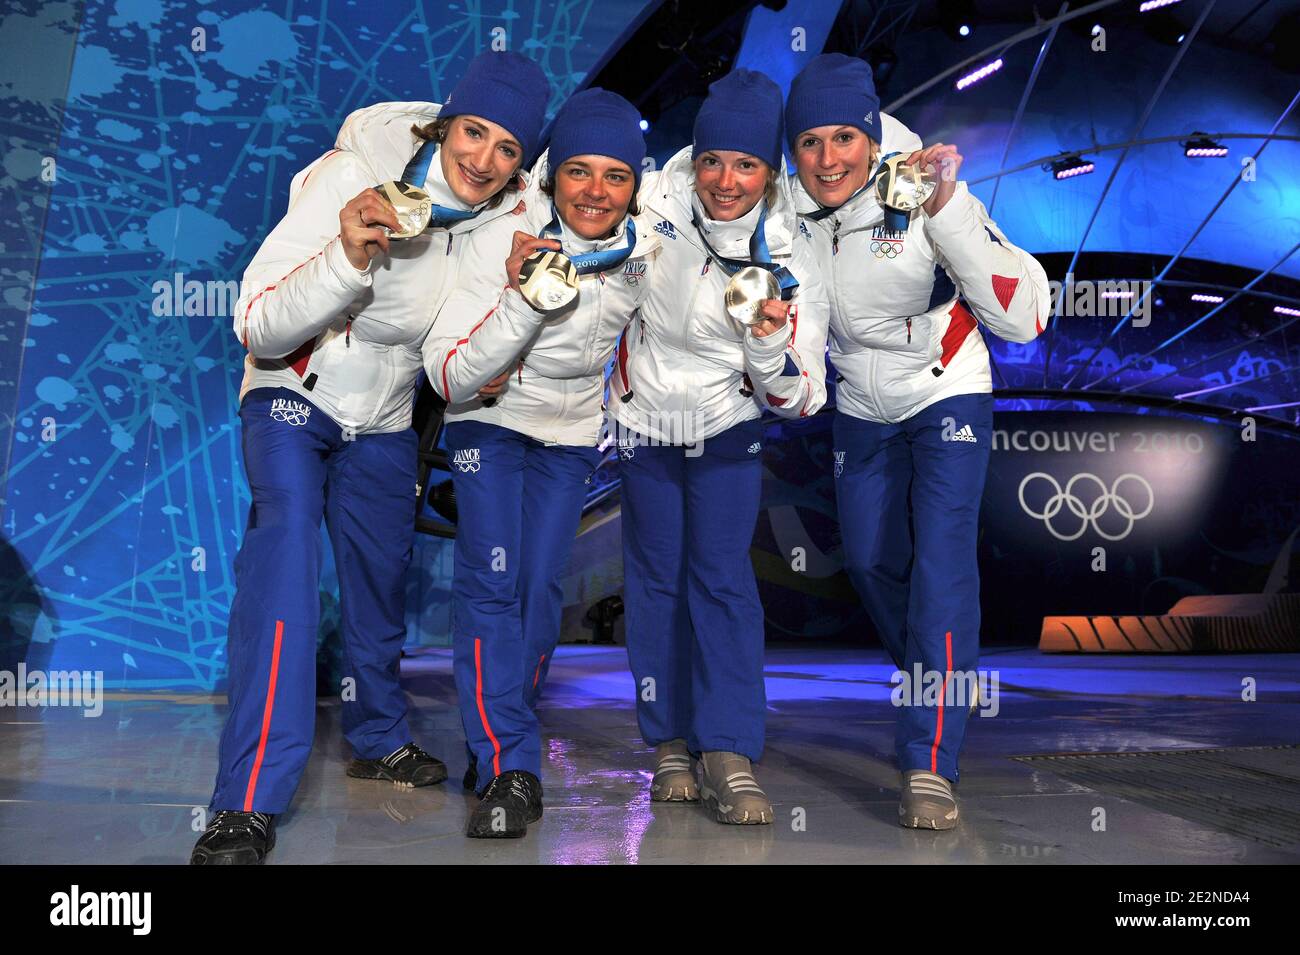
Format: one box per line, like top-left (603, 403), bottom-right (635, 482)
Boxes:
top-left (785, 53), bottom-right (880, 148)
top-left (440, 51), bottom-right (551, 163)
top-left (547, 88), bottom-right (647, 187)
top-left (692, 69), bottom-right (784, 169)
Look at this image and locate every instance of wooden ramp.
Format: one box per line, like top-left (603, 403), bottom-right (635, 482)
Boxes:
top-left (1039, 593), bottom-right (1300, 652)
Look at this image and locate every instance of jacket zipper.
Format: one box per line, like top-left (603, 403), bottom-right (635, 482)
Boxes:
top-left (906, 316), bottom-right (912, 344)
top-left (832, 216), bottom-right (840, 256)
top-left (345, 316), bottom-right (352, 348)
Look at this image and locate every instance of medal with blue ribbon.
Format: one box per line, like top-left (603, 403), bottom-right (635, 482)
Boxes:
top-left (690, 203), bottom-right (799, 301)
top-left (805, 151), bottom-right (935, 232)
top-left (372, 140), bottom-right (482, 239)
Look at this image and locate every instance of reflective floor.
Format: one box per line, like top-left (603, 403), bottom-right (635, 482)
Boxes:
top-left (2, 646), bottom-right (1298, 864)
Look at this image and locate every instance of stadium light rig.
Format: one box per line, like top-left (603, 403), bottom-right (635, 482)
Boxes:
top-left (1140, 0), bottom-right (1184, 11)
top-left (955, 58), bottom-right (1003, 90)
top-left (1047, 154), bottom-right (1094, 179)
top-left (1191, 293), bottom-right (1225, 304)
top-left (1274, 305), bottom-right (1300, 318)
top-left (1183, 134), bottom-right (1227, 158)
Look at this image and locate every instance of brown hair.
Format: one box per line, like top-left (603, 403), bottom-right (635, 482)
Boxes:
top-left (411, 117), bottom-right (523, 209)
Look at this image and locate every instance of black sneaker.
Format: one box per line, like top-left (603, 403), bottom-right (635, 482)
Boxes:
top-left (466, 770), bottom-right (543, 839)
top-left (190, 810), bottom-right (277, 865)
top-left (347, 742), bottom-right (448, 788)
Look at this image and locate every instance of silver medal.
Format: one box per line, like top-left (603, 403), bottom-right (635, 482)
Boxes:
top-left (874, 153), bottom-right (937, 213)
top-left (518, 249), bottom-right (580, 312)
top-left (724, 266), bottom-right (781, 326)
top-left (373, 180), bottom-right (433, 239)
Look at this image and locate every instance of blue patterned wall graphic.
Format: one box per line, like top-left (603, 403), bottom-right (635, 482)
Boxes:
top-left (0, 0), bottom-right (649, 690)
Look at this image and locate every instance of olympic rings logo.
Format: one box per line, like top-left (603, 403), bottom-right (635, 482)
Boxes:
top-left (269, 398), bottom-right (312, 427)
top-left (269, 408), bottom-right (309, 426)
top-left (870, 239), bottom-right (902, 259)
top-left (1017, 472), bottom-right (1154, 541)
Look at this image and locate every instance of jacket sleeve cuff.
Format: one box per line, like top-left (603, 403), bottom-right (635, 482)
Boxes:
top-left (744, 318), bottom-right (793, 357)
top-left (324, 236), bottom-right (373, 291)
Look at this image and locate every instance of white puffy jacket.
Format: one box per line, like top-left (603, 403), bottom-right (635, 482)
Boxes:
top-left (791, 112), bottom-right (1051, 425)
top-left (608, 146), bottom-right (830, 445)
top-left (232, 101), bottom-right (528, 434)
top-left (423, 149), bottom-right (655, 447)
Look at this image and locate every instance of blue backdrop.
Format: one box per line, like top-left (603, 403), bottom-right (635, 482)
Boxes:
top-left (0, 0), bottom-right (651, 689)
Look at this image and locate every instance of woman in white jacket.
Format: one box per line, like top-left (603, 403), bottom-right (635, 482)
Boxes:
top-left (786, 53), bottom-right (1050, 831)
top-left (609, 69), bottom-right (829, 825)
top-left (422, 89), bottom-right (653, 839)
top-left (191, 52), bottom-right (550, 865)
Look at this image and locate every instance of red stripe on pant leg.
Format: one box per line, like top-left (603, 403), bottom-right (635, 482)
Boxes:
top-left (474, 638), bottom-right (502, 778)
top-left (243, 618), bottom-right (285, 812)
top-left (929, 630), bottom-right (954, 774)
top-left (532, 653), bottom-right (546, 690)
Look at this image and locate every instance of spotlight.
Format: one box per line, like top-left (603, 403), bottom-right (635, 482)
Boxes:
top-left (1047, 154), bottom-right (1094, 179)
top-left (939, 0), bottom-right (977, 41)
top-left (1182, 134), bottom-right (1227, 157)
top-left (1140, 0), bottom-right (1183, 11)
top-left (955, 57), bottom-right (1003, 90)
top-left (1274, 305), bottom-right (1300, 317)
top-left (639, 118), bottom-right (649, 132)
top-left (1191, 293), bottom-right (1224, 304)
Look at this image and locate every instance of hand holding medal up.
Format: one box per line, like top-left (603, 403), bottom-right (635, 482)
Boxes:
top-left (901, 143), bottom-right (963, 217)
top-left (724, 266), bottom-right (788, 338)
top-left (339, 188), bottom-right (403, 271)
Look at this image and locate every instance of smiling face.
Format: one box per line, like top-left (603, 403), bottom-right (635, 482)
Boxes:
top-left (693, 150), bottom-right (769, 221)
top-left (438, 115), bottom-right (525, 206)
top-left (793, 125), bottom-right (876, 209)
top-left (552, 155), bottom-right (636, 240)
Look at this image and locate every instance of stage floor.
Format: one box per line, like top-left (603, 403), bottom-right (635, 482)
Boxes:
top-left (2, 646), bottom-right (1298, 864)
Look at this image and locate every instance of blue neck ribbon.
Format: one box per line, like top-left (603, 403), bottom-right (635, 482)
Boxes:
top-left (402, 140), bottom-right (482, 230)
top-left (540, 205), bottom-right (638, 275)
top-left (689, 202), bottom-right (799, 301)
